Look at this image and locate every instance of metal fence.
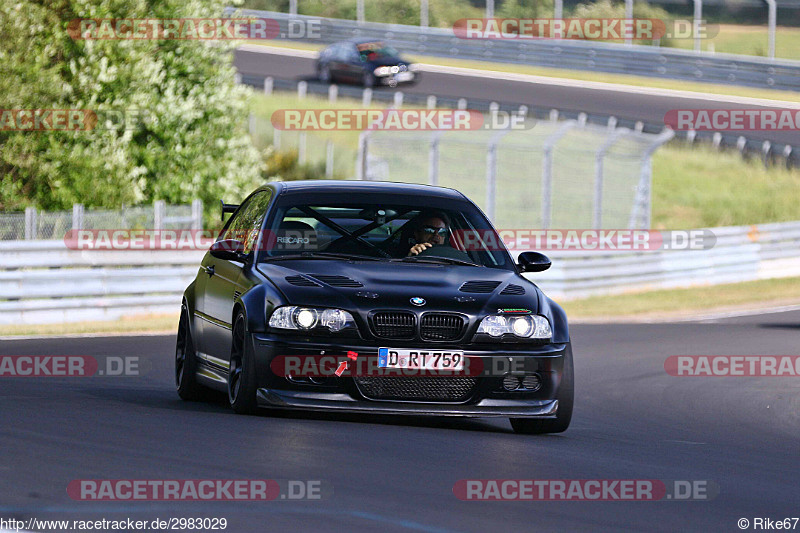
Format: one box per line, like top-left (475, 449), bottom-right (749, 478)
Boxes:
top-left (242, 9), bottom-right (800, 92)
top-left (357, 119), bottom-right (674, 230)
top-left (2, 220), bottom-right (800, 324)
top-left (249, 94), bottom-right (673, 229)
top-left (0, 201), bottom-right (203, 241)
top-left (534, 220), bottom-right (800, 300)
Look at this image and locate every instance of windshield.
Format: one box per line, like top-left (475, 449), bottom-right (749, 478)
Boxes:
top-left (258, 201), bottom-right (514, 270)
top-left (356, 42), bottom-right (399, 61)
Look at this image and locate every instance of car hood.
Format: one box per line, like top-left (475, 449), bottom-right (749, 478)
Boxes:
top-left (257, 260), bottom-right (540, 316)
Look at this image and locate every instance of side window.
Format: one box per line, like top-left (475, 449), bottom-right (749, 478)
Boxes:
top-left (219, 190), bottom-right (273, 254)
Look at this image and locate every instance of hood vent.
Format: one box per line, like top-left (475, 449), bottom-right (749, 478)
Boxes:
top-left (285, 275), bottom-right (321, 287)
top-left (500, 284), bottom-right (526, 295)
top-left (459, 280), bottom-right (502, 293)
top-left (310, 274), bottom-right (364, 288)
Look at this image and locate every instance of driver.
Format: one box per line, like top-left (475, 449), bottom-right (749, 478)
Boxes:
top-left (407, 211), bottom-right (450, 256)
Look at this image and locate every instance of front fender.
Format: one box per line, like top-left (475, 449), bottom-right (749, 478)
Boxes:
top-left (541, 295), bottom-right (570, 344)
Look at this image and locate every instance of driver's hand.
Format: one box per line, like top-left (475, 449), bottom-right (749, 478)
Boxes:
top-left (408, 242), bottom-right (433, 256)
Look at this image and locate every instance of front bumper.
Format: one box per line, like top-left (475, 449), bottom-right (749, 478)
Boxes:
top-left (377, 71), bottom-right (416, 85)
top-left (257, 389), bottom-right (557, 418)
top-left (250, 333), bottom-right (568, 418)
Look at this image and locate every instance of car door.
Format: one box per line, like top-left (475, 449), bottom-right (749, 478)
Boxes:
top-left (343, 44), bottom-right (365, 82)
top-left (328, 43), bottom-right (348, 81)
top-left (199, 190), bottom-right (272, 365)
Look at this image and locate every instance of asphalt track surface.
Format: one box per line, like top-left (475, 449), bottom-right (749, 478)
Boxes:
top-left (234, 48), bottom-right (800, 148)
top-left (2, 310), bottom-right (799, 532)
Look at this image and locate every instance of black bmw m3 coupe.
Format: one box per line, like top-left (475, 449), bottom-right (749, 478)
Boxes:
top-left (316, 39), bottom-right (418, 88)
top-left (176, 180), bottom-right (573, 434)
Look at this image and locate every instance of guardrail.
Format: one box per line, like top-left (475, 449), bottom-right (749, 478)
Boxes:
top-left (2, 221), bottom-right (800, 325)
top-left (242, 9), bottom-right (800, 92)
top-left (529, 221), bottom-right (800, 299)
top-left (0, 242), bottom-right (204, 325)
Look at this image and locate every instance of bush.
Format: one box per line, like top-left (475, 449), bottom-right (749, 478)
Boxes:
top-left (0, 0), bottom-right (262, 212)
top-left (571, 0), bottom-right (675, 46)
top-left (261, 146), bottom-right (328, 182)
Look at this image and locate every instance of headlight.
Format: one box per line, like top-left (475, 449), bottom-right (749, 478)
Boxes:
top-left (476, 314), bottom-right (551, 340)
top-left (269, 306), bottom-right (355, 332)
top-left (374, 66), bottom-right (391, 76)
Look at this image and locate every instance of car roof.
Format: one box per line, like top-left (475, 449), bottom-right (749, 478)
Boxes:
top-left (327, 38), bottom-right (388, 47)
top-left (349, 38), bottom-right (387, 44)
top-left (266, 180), bottom-right (465, 200)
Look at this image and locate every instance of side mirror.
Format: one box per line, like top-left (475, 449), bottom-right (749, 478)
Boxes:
top-left (220, 200), bottom-right (239, 221)
top-left (517, 251), bottom-right (551, 273)
top-left (210, 239), bottom-right (246, 261)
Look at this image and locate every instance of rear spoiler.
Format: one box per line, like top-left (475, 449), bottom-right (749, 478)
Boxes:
top-left (220, 200), bottom-right (239, 220)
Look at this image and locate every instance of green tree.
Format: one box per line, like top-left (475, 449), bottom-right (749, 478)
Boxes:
top-left (0, 0), bottom-right (262, 211)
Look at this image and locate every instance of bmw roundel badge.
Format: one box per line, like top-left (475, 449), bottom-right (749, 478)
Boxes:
top-left (410, 297), bottom-right (426, 306)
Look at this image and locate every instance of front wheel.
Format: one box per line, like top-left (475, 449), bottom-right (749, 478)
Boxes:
top-left (510, 344), bottom-right (574, 434)
top-left (318, 64), bottom-right (331, 83)
top-left (362, 71), bottom-right (376, 88)
top-left (228, 311), bottom-right (259, 415)
top-left (176, 307), bottom-right (205, 401)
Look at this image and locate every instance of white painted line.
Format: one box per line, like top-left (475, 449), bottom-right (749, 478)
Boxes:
top-left (237, 44), bottom-right (800, 109)
top-left (691, 303), bottom-right (800, 322)
top-left (571, 303), bottom-right (800, 324)
top-left (239, 43), bottom-right (318, 58)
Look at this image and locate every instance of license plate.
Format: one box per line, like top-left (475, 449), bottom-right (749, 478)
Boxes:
top-left (395, 72), bottom-right (414, 82)
top-left (378, 348), bottom-right (464, 370)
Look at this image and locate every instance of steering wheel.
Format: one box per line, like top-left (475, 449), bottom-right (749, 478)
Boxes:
top-left (415, 243), bottom-right (473, 261)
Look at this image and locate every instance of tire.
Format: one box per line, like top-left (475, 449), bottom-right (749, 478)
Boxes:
top-left (318, 64), bottom-right (331, 83)
top-left (228, 311), bottom-right (259, 415)
top-left (362, 71), bottom-right (376, 88)
top-left (175, 306), bottom-right (205, 401)
top-left (510, 344), bottom-right (574, 434)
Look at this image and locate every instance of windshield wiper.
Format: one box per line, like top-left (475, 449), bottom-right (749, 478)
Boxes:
top-left (396, 256), bottom-right (481, 267)
top-left (262, 252), bottom-right (383, 262)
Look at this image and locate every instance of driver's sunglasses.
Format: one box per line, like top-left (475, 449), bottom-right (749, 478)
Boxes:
top-left (420, 226), bottom-right (448, 237)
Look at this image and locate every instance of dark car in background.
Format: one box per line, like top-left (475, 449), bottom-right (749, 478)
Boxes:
top-left (316, 38), bottom-right (419, 87)
top-left (176, 180), bottom-right (573, 434)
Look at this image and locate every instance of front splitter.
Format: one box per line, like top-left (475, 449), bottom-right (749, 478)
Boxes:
top-left (256, 388), bottom-right (558, 418)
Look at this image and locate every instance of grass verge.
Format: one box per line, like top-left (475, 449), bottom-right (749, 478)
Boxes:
top-left (670, 24), bottom-right (800, 61)
top-left (0, 313), bottom-right (178, 337)
top-left (652, 143), bottom-right (800, 229)
top-left (561, 276), bottom-right (800, 320)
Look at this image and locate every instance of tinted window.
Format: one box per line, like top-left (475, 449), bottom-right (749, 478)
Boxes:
top-left (260, 201), bottom-right (514, 270)
top-left (356, 42), bottom-right (399, 61)
top-left (219, 190), bottom-right (273, 254)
